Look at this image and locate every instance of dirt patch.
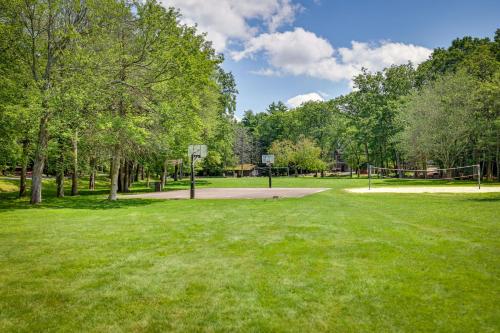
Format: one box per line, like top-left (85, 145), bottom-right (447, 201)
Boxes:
top-left (121, 187), bottom-right (329, 199)
top-left (346, 186), bottom-right (500, 194)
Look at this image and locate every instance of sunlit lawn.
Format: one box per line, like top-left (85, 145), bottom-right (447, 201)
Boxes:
top-left (0, 176), bottom-right (499, 332)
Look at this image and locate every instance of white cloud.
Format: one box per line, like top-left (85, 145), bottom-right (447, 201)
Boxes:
top-left (250, 68), bottom-right (283, 76)
top-left (232, 27), bottom-right (333, 64)
top-left (160, 1), bottom-right (432, 86)
top-left (233, 28), bottom-right (432, 84)
top-left (287, 92), bottom-right (324, 108)
top-left (160, 0), bottom-right (301, 51)
top-left (338, 41), bottom-right (433, 72)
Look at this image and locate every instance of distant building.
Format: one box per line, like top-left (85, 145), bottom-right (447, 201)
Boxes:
top-left (332, 149), bottom-right (350, 172)
top-left (226, 164), bottom-right (256, 177)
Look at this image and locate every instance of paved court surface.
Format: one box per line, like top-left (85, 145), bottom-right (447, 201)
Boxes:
top-left (346, 186), bottom-right (500, 193)
top-left (122, 187), bottom-right (329, 199)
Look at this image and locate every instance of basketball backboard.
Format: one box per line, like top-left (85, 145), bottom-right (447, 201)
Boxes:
top-left (188, 145), bottom-right (207, 159)
top-left (262, 154), bottom-right (275, 165)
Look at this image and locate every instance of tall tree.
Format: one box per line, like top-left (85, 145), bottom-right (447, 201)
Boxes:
top-left (2, 0), bottom-right (88, 203)
top-left (397, 71), bottom-right (479, 168)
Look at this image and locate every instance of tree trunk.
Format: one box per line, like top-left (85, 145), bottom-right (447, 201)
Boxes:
top-left (89, 170), bottom-right (95, 191)
top-left (109, 158), bottom-right (113, 179)
top-left (161, 159), bottom-right (168, 187)
top-left (174, 163), bottom-right (178, 181)
top-left (161, 170), bottom-right (166, 187)
top-left (130, 160), bottom-right (136, 185)
top-left (487, 160), bottom-right (493, 180)
top-left (123, 159), bottom-right (129, 192)
top-left (364, 142), bottom-right (370, 166)
top-left (89, 157), bottom-right (96, 191)
top-left (127, 160), bottom-right (133, 187)
top-left (146, 169), bottom-right (150, 188)
top-left (141, 165), bottom-right (144, 180)
top-left (56, 139), bottom-right (65, 198)
top-left (134, 162), bottom-right (139, 183)
top-left (19, 162), bottom-right (27, 198)
top-left (56, 171), bottom-right (65, 198)
top-left (108, 146), bottom-right (121, 200)
top-left (396, 151), bottom-right (402, 178)
top-left (71, 131), bottom-right (78, 196)
top-left (496, 129), bottom-right (499, 182)
top-left (19, 140), bottom-right (29, 198)
top-left (30, 114), bottom-right (49, 204)
top-left (117, 164), bottom-right (123, 192)
top-left (119, 159), bottom-right (126, 192)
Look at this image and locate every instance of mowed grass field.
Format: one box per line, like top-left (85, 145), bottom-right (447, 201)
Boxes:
top-left (0, 176), bottom-right (499, 332)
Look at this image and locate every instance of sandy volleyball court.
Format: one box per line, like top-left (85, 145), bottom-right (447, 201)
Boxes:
top-left (122, 187), bottom-right (329, 199)
top-left (346, 186), bottom-right (500, 194)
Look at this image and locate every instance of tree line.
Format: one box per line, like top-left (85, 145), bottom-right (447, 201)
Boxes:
top-left (1, 2), bottom-right (498, 207)
top-left (236, 29), bottom-right (500, 180)
top-left (0, 0), bottom-right (237, 203)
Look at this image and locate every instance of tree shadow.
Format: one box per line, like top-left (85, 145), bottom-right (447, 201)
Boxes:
top-left (0, 193), bottom-right (158, 212)
top-left (460, 195), bottom-right (500, 202)
top-left (0, 178), bottom-right (213, 212)
top-left (164, 179), bottom-right (211, 188)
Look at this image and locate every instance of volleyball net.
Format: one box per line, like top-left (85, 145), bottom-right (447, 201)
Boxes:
top-left (368, 164), bottom-right (481, 189)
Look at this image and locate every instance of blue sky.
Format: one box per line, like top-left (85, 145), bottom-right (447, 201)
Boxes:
top-left (161, 0), bottom-right (500, 117)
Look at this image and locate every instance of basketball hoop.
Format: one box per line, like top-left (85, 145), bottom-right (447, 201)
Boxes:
top-left (262, 154), bottom-right (275, 188)
top-left (188, 144), bottom-right (207, 199)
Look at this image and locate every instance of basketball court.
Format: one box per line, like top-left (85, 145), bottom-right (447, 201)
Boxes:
top-left (122, 187), bottom-right (329, 199)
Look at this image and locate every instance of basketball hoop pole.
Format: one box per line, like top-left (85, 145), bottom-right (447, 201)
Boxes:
top-left (268, 163), bottom-right (272, 188)
top-left (190, 154), bottom-right (195, 199)
top-left (187, 145), bottom-right (207, 199)
top-left (262, 154), bottom-right (275, 188)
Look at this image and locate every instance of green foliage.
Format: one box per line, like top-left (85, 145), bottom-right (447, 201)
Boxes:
top-left (397, 71), bottom-right (479, 167)
top-left (417, 32), bottom-right (500, 84)
top-left (240, 28), bottom-right (499, 179)
top-left (0, 0), bottom-right (237, 196)
top-left (269, 139), bottom-right (295, 167)
top-left (269, 137), bottom-right (325, 172)
top-left (294, 136), bottom-right (326, 171)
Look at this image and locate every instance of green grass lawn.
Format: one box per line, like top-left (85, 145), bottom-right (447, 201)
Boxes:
top-left (0, 176), bottom-right (499, 332)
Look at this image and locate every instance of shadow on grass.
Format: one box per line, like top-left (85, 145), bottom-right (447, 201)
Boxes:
top-left (0, 195), bottom-right (157, 212)
top-left (0, 178), bottom-right (214, 212)
top-left (461, 194), bottom-right (500, 202)
top-left (164, 179), bottom-right (211, 188)
top-left (0, 181), bottom-right (160, 211)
